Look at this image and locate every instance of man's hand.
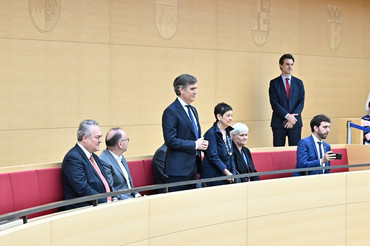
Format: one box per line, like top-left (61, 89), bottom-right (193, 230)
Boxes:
top-left (284, 113), bottom-right (298, 128)
top-left (322, 151), bottom-right (336, 163)
top-left (196, 137), bottom-right (209, 150)
top-left (223, 169), bottom-right (235, 183)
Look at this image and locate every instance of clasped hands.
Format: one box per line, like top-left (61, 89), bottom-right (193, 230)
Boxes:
top-left (284, 113), bottom-right (298, 129)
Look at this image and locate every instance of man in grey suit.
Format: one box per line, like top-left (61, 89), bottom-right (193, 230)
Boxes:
top-left (99, 127), bottom-right (141, 200)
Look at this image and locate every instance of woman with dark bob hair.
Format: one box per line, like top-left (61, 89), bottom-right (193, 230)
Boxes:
top-left (201, 102), bottom-right (237, 187)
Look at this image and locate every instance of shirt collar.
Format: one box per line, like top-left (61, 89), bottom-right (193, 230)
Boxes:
top-left (177, 96), bottom-right (189, 107)
top-left (311, 134), bottom-right (322, 143)
top-left (108, 149), bottom-right (121, 162)
top-left (281, 74), bottom-right (292, 81)
top-left (77, 142), bottom-right (93, 159)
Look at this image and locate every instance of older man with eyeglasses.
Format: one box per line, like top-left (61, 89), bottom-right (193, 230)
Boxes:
top-left (99, 127), bottom-right (141, 200)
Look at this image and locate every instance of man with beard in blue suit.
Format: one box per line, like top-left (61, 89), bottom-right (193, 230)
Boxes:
top-left (162, 74), bottom-right (208, 192)
top-left (293, 114), bottom-right (336, 176)
top-left (269, 54), bottom-right (305, 147)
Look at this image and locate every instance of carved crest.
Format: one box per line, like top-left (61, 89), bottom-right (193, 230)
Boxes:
top-left (29, 0), bottom-right (61, 33)
top-left (250, 0), bottom-right (270, 46)
top-left (327, 4), bottom-right (342, 51)
top-left (155, 0), bottom-right (178, 40)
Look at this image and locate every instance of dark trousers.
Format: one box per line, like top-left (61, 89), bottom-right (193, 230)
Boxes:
top-left (166, 168), bottom-right (198, 192)
top-left (272, 127), bottom-right (302, 147)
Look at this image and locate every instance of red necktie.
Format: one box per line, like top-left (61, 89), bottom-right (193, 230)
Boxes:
top-left (90, 155), bottom-right (112, 202)
top-left (285, 78), bottom-right (290, 100)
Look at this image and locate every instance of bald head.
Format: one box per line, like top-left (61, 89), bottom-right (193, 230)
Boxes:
top-left (105, 127), bottom-right (129, 154)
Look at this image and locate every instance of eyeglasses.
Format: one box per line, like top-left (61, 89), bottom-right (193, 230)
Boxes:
top-left (120, 138), bottom-right (130, 143)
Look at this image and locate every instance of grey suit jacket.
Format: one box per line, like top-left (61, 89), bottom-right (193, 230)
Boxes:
top-left (99, 149), bottom-right (139, 200)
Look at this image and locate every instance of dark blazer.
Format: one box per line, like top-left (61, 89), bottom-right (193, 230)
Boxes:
top-left (162, 99), bottom-right (201, 176)
top-left (152, 144), bottom-right (169, 184)
top-left (361, 114), bottom-right (370, 144)
top-left (269, 75), bottom-right (305, 128)
top-left (293, 135), bottom-right (331, 176)
top-left (201, 123), bottom-right (236, 186)
top-left (61, 144), bottom-right (110, 210)
top-left (232, 142), bottom-right (260, 182)
top-left (99, 149), bottom-right (139, 200)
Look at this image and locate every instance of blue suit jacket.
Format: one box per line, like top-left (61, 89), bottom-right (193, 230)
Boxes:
top-left (201, 123), bottom-right (236, 186)
top-left (61, 144), bottom-right (110, 210)
top-left (269, 75), bottom-right (305, 128)
top-left (99, 149), bottom-right (139, 200)
top-left (162, 99), bottom-right (201, 176)
top-left (293, 135), bottom-right (331, 176)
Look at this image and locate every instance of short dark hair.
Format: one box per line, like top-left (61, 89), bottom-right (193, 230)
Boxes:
top-left (310, 114), bottom-right (331, 132)
top-left (173, 74), bottom-right (197, 96)
top-left (279, 54), bottom-right (295, 65)
top-left (214, 102), bottom-right (232, 121)
top-left (105, 127), bottom-right (122, 147)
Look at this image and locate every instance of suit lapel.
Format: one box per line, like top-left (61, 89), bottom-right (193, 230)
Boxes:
top-left (289, 76), bottom-right (297, 107)
top-left (278, 77), bottom-right (289, 106)
top-left (105, 150), bottom-right (127, 181)
top-left (121, 157), bottom-right (134, 187)
top-left (75, 144), bottom-right (100, 180)
top-left (174, 99), bottom-right (199, 138)
top-left (308, 136), bottom-right (319, 159)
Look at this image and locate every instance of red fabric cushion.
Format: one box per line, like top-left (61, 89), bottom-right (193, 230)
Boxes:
top-left (271, 150), bottom-right (297, 178)
top-left (127, 160), bottom-right (145, 187)
top-left (36, 168), bottom-right (63, 216)
top-left (10, 170), bottom-right (42, 218)
top-left (330, 148), bottom-right (349, 173)
top-left (0, 173), bottom-right (14, 215)
top-left (251, 152), bottom-right (275, 180)
top-left (142, 158), bottom-right (156, 195)
top-left (128, 159), bottom-right (156, 195)
top-left (142, 159), bottom-right (155, 186)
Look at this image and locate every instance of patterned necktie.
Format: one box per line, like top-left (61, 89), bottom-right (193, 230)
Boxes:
top-left (90, 155), bottom-right (112, 201)
top-left (285, 78), bottom-right (290, 100)
top-left (186, 105), bottom-right (199, 139)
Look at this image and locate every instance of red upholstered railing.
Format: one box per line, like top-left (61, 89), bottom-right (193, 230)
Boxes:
top-left (252, 148), bottom-right (349, 179)
top-left (0, 148), bottom-right (349, 218)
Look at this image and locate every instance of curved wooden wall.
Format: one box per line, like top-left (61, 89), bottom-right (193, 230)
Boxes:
top-left (0, 0), bottom-right (369, 168)
top-left (1, 170), bottom-right (370, 245)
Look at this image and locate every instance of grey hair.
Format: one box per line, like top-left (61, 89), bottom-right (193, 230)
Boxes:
top-left (173, 74), bottom-right (197, 96)
top-left (77, 119), bottom-right (99, 141)
top-left (230, 122), bottom-right (249, 137)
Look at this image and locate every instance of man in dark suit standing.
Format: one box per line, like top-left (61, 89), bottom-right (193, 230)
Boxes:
top-left (293, 114), bottom-right (336, 176)
top-left (162, 74), bottom-right (208, 192)
top-left (269, 54), bottom-right (305, 147)
top-left (61, 119), bottom-right (111, 210)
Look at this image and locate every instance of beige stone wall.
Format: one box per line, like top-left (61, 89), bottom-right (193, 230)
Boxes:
top-left (0, 0), bottom-right (369, 167)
